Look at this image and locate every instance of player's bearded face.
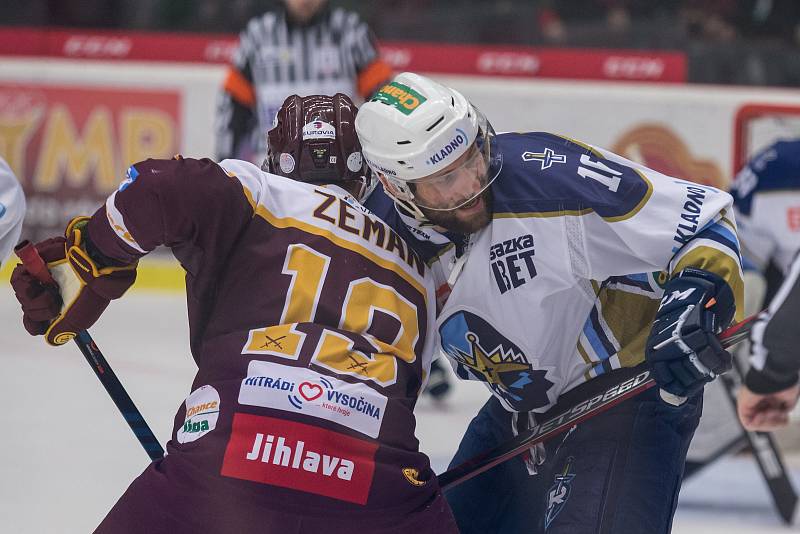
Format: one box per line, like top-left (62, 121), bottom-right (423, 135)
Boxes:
top-left (419, 187), bottom-right (492, 234)
top-left (412, 145), bottom-right (493, 233)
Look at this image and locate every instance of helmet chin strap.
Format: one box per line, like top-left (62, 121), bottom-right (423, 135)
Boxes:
top-left (378, 175), bottom-right (431, 224)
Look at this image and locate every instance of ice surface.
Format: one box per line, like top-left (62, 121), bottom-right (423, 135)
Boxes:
top-left (1, 287), bottom-right (797, 533)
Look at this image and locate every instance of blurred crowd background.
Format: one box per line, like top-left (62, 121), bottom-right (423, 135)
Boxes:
top-left (2, 0), bottom-right (800, 86)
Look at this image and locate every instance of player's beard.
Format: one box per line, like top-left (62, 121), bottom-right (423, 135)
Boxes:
top-left (420, 187), bottom-right (493, 234)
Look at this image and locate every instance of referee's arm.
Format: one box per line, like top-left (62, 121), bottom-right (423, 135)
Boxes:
top-left (747, 252), bottom-right (800, 393)
top-left (350, 20), bottom-right (392, 99)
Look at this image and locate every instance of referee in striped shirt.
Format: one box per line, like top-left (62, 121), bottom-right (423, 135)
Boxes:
top-left (214, 0), bottom-right (392, 162)
top-left (738, 251), bottom-right (800, 431)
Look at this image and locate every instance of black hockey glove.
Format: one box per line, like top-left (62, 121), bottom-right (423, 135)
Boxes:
top-left (645, 267), bottom-right (736, 399)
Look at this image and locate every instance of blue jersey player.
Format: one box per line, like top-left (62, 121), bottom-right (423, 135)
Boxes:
top-left (358, 73), bottom-right (744, 533)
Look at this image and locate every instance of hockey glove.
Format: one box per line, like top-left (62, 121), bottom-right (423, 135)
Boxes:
top-left (10, 216), bottom-right (136, 346)
top-left (645, 267), bottom-right (736, 399)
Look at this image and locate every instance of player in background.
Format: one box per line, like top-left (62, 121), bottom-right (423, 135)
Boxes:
top-left (730, 139), bottom-right (800, 431)
top-left (357, 72), bottom-right (744, 533)
top-left (731, 139), bottom-right (800, 280)
top-left (10, 94), bottom-right (458, 533)
top-left (0, 155), bottom-right (25, 266)
top-left (214, 0), bottom-right (392, 163)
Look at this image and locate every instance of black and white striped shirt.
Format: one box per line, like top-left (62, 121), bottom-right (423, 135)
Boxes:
top-left (215, 6), bottom-right (391, 161)
top-left (747, 251), bottom-right (800, 393)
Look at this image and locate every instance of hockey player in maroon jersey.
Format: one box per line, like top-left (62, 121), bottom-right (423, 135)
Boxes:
top-left (10, 94), bottom-right (458, 533)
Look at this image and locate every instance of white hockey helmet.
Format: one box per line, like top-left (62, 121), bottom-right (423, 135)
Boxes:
top-left (355, 72), bottom-right (502, 218)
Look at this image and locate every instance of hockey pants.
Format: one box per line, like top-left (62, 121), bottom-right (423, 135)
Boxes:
top-left (444, 370), bottom-right (703, 533)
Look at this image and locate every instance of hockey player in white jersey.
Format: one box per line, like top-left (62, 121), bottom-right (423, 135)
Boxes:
top-left (0, 156), bottom-right (25, 266)
top-left (730, 139), bottom-right (800, 431)
top-left (358, 73), bottom-right (744, 533)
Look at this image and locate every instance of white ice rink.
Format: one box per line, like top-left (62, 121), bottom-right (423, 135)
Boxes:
top-left (2, 284), bottom-right (799, 533)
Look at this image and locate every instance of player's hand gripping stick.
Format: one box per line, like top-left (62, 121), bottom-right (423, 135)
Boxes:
top-left (15, 240), bottom-right (164, 461)
top-left (438, 313), bottom-right (756, 490)
top-left (646, 268), bottom-right (737, 407)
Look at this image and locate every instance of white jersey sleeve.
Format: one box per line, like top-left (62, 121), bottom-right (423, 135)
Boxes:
top-left (0, 157), bottom-right (25, 266)
top-left (584, 144), bottom-right (743, 306)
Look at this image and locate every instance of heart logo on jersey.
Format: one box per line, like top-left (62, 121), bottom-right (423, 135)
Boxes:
top-left (298, 382), bottom-right (323, 401)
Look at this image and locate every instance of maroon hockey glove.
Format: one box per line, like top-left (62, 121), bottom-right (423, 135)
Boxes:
top-left (10, 216), bottom-right (137, 346)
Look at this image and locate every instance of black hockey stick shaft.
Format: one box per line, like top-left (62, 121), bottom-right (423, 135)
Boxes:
top-left (15, 240), bottom-right (165, 462)
top-left (720, 356), bottom-right (797, 523)
top-left (438, 315), bottom-right (757, 490)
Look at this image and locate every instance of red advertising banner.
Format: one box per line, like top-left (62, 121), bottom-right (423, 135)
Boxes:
top-left (380, 41), bottom-right (685, 82)
top-left (0, 28), bottom-right (686, 82)
top-left (0, 83), bottom-right (180, 241)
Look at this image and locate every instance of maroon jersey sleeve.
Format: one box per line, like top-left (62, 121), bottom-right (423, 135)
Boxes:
top-left (87, 156), bottom-right (255, 272)
top-left (87, 157), bottom-right (259, 355)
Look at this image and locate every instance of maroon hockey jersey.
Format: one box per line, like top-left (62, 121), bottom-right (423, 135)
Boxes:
top-left (88, 156), bottom-right (441, 522)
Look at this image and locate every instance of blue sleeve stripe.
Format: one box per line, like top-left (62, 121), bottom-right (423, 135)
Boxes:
top-left (702, 221), bottom-right (739, 248)
top-left (694, 227), bottom-right (741, 261)
top-left (582, 308), bottom-right (616, 362)
top-left (606, 273), bottom-right (652, 292)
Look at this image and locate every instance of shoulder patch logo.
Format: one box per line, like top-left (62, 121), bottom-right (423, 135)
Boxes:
top-left (522, 147), bottom-right (566, 170)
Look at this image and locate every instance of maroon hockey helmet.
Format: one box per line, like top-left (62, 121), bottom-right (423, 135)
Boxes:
top-left (265, 93), bottom-right (373, 200)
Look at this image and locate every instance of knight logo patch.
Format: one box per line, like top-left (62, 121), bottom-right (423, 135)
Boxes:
top-left (438, 311), bottom-right (553, 411)
top-left (545, 456), bottom-right (576, 528)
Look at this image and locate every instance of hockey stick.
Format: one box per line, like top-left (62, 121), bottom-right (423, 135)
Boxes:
top-left (15, 240), bottom-right (165, 462)
top-left (719, 354), bottom-right (798, 523)
top-left (438, 315), bottom-right (757, 491)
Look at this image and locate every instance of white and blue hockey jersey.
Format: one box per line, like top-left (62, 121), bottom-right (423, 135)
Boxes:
top-left (730, 138), bottom-right (800, 275)
top-left (0, 156), bottom-right (25, 266)
top-left (367, 132), bottom-right (744, 413)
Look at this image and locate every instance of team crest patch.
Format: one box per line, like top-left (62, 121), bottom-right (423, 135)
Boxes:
top-left (438, 311), bottom-right (553, 411)
top-left (521, 147), bottom-right (566, 170)
top-left (545, 456), bottom-right (576, 528)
